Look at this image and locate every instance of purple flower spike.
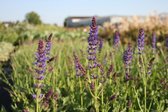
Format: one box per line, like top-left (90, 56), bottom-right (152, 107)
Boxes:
top-left (98, 38), bottom-right (103, 53)
top-left (114, 31), bottom-right (120, 47)
top-left (152, 32), bottom-right (156, 49)
top-left (123, 43), bottom-right (133, 81)
top-left (123, 43), bottom-right (133, 66)
top-left (35, 40), bottom-right (47, 76)
top-left (137, 28), bottom-right (145, 54)
top-left (88, 17), bottom-right (99, 70)
top-left (73, 52), bottom-right (86, 77)
top-left (45, 34), bottom-right (52, 60)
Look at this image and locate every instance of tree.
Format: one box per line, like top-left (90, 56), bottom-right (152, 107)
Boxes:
top-left (25, 11), bottom-right (42, 25)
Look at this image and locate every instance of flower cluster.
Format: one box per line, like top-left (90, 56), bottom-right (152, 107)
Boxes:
top-left (33, 34), bottom-right (53, 112)
top-left (137, 28), bottom-right (145, 54)
top-left (87, 17), bottom-right (99, 69)
top-left (34, 40), bottom-right (47, 80)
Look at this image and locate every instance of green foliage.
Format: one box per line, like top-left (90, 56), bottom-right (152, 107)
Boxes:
top-left (0, 38), bottom-right (167, 111)
top-left (25, 11), bottom-right (42, 25)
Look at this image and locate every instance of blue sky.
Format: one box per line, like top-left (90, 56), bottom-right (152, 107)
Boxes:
top-left (0, 0), bottom-right (168, 26)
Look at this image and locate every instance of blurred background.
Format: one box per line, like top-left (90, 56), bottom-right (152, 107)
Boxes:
top-left (0, 0), bottom-right (168, 61)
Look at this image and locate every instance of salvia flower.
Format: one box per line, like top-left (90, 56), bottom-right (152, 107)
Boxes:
top-left (45, 34), bottom-right (52, 60)
top-left (73, 52), bottom-right (86, 77)
top-left (98, 38), bottom-right (103, 53)
top-left (87, 17), bottom-right (99, 69)
top-left (123, 43), bottom-right (133, 81)
top-left (152, 32), bottom-right (156, 49)
top-left (137, 28), bottom-right (145, 54)
top-left (34, 40), bottom-right (47, 79)
top-left (113, 31), bottom-right (120, 47)
top-left (107, 64), bottom-right (113, 78)
top-left (123, 44), bottom-right (133, 66)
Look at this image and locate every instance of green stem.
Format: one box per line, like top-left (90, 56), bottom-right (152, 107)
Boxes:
top-left (144, 80), bottom-right (147, 112)
top-left (79, 78), bottom-right (83, 107)
top-left (36, 92), bottom-right (39, 112)
top-left (101, 87), bottom-right (104, 112)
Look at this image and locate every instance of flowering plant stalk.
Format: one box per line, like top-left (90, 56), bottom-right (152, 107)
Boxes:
top-left (33, 34), bottom-right (52, 112)
top-left (123, 43), bottom-right (133, 81)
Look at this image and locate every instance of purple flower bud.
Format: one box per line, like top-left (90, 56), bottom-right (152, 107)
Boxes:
top-left (107, 64), bottom-right (113, 77)
top-left (109, 94), bottom-right (116, 101)
top-left (90, 81), bottom-right (95, 90)
top-left (32, 94), bottom-right (36, 99)
top-left (125, 73), bottom-right (131, 81)
top-left (114, 31), bottom-right (120, 47)
top-left (36, 75), bottom-right (45, 80)
top-left (91, 74), bottom-right (98, 79)
top-left (45, 89), bottom-right (54, 100)
top-left (137, 28), bottom-right (145, 54)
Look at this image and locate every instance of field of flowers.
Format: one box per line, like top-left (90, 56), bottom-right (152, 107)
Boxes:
top-left (0, 17), bottom-right (168, 112)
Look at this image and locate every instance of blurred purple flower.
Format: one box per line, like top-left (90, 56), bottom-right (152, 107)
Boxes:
top-left (45, 34), bottom-right (52, 60)
top-left (45, 89), bottom-right (54, 100)
top-left (123, 43), bottom-right (133, 81)
top-left (152, 32), bottom-right (156, 49)
top-left (109, 94), bottom-right (116, 101)
top-left (32, 94), bottom-right (36, 99)
top-left (90, 81), bottom-right (95, 90)
top-left (114, 31), bottom-right (120, 47)
top-left (32, 94), bottom-right (44, 99)
top-left (123, 43), bottom-right (133, 66)
top-left (107, 64), bottom-right (113, 78)
top-left (98, 38), bottom-right (103, 53)
top-left (137, 28), bottom-right (145, 54)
